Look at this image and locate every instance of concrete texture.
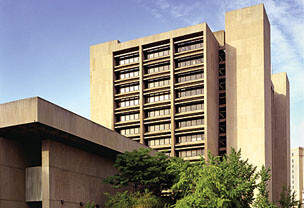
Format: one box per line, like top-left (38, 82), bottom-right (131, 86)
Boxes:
top-left (26, 167), bottom-right (42, 202)
top-left (205, 24), bottom-right (219, 157)
top-left (272, 72), bottom-right (290, 204)
top-left (0, 97), bottom-right (152, 208)
top-left (0, 137), bottom-right (27, 207)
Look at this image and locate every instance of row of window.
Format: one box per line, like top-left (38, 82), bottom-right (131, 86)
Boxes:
top-left (118, 68), bottom-right (139, 80)
top-left (176, 39), bottom-right (203, 53)
top-left (119, 84), bottom-right (139, 94)
top-left (117, 97), bottom-right (139, 108)
top-left (177, 56), bottom-right (203, 68)
top-left (146, 47), bottom-right (170, 59)
top-left (119, 113), bottom-right (139, 122)
top-left (177, 133), bottom-right (204, 143)
top-left (177, 71), bottom-right (203, 83)
top-left (177, 103), bottom-right (204, 113)
top-left (116, 54), bottom-right (139, 66)
top-left (178, 148), bottom-right (204, 158)
top-left (177, 118), bottom-right (204, 128)
top-left (147, 108), bottom-right (170, 118)
top-left (147, 123), bottom-right (171, 132)
top-left (146, 63), bottom-right (170, 74)
top-left (146, 92), bottom-right (171, 103)
top-left (120, 127), bottom-right (140, 136)
top-left (147, 78), bottom-right (170, 89)
top-left (176, 87), bottom-right (203, 98)
top-left (148, 138), bottom-right (171, 146)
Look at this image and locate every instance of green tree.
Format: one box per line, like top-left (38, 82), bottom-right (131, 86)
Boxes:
top-left (85, 201), bottom-right (95, 208)
top-left (104, 148), bottom-right (282, 208)
top-left (253, 166), bottom-right (276, 208)
top-left (104, 148), bottom-right (173, 195)
top-left (278, 186), bottom-right (300, 208)
top-left (104, 190), bottom-right (168, 208)
top-left (173, 149), bottom-right (273, 208)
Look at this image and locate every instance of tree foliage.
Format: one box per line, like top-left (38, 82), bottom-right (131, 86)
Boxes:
top-left (104, 147), bottom-right (289, 208)
top-left (173, 149), bottom-right (261, 208)
top-left (104, 190), bottom-right (168, 208)
top-left (252, 166), bottom-right (276, 208)
top-left (103, 148), bottom-right (173, 195)
top-left (278, 186), bottom-right (300, 208)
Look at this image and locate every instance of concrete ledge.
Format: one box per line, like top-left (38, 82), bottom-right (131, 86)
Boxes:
top-left (0, 97), bottom-right (150, 154)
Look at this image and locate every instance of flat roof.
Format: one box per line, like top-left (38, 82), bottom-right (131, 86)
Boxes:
top-left (0, 97), bottom-right (150, 157)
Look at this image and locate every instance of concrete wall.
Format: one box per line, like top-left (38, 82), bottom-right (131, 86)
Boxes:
top-left (90, 41), bottom-right (117, 130)
top-left (0, 97), bottom-right (148, 155)
top-left (272, 72), bottom-right (290, 203)
top-left (226, 4), bottom-right (272, 166)
top-left (205, 24), bottom-right (219, 157)
top-left (0, 137), bottom-right (28, 208)
top-left (213, 30), bottom-right (225, 47)
top-left (42, 139), bottom-right (119, 208)
top-left (26, 167), bottom-right (42, 202)
top-left (225, 4), bottom-right (273, 197)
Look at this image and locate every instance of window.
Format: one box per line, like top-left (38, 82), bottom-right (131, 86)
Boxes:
top-left (177, 133), bottom-right (204, 143)
top-left (177, 118), bottom-right (204, 128)
top-left (147, 78), bottom-right (170, 89)
top-left (147, 123), bottom-right (171, 132)
top-left (178, 148), bottom-right (204, 158)
top-left (147, 108), bottom-right (170, 117)
top-left (148, 138), bottom-right (171, 146)
top-left (146, 92), bottom-right (170, 103)
top-left (177, 55), bottom-right (203, 68)
top-left (176, 39), bottom-right (203, 53)
top-left (116, 53), bottom-right (139, 66)
top-left (120, 127), bottom-right (140, 136)
top-left (177, 87), bottom-right (203, 98)
top-left (117, 97), bottom-right (139, 108)
top-left (119, 113), bottom-right (139, 122)
top-left (146, 63), bottom-right (170, 74)
top-left (118, 84), bottom-right (139, 94)
top-left (146, 46), bottom-right (170, 60)
top-left (117, 68), bottom-right (139, 80)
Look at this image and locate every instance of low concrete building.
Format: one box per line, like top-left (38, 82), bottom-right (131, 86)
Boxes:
top-left (0, 97), bottom-right (150, 208)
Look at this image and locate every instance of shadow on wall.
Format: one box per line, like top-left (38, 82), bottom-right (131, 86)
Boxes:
top-left (225, 44), bottom-right (237, 152)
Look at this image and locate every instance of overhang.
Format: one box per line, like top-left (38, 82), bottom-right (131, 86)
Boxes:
top-left (0, 97), bottom-right (150, 158)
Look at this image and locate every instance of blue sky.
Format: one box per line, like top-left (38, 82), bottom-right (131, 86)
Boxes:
top-left (0, 0), bottom-right (303, 148)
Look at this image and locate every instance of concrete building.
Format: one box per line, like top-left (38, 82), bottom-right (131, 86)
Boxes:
top-left (291, 147), bottom-right (304, 204)
top-left (0, 97), bottom-right (150, 208)
top-left (90, 4), bottom-right (290, 203)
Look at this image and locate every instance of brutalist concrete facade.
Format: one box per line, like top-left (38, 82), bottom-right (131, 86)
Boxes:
top-left (0, 97), bottom-right (150, 208)
top-left (90, 4), bottom-right (290, 203)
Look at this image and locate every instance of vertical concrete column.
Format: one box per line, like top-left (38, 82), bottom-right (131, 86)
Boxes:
top-left (271, 73), bottom-right (290, 203)
top-left (90, 41), bottom-right (118, 129)
top-left (170, 38), bottom-right (176, 157)
top-left (225, 3), bottom-right (273, 198)
top-left (42, 140), bottom-right (50, 208)
top-left (139, 45), bottom-right (145, 144)
top-left (204, 25), bottom-right (219, 158)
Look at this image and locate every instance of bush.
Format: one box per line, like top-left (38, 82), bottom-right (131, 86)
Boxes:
top-left (85, 201), bottom-right (95, 208)
top-left (104, 190), bottom-right (168, 208)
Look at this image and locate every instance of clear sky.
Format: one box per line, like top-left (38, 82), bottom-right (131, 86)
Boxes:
top-left (0, 0), bottom-right (303, 148)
